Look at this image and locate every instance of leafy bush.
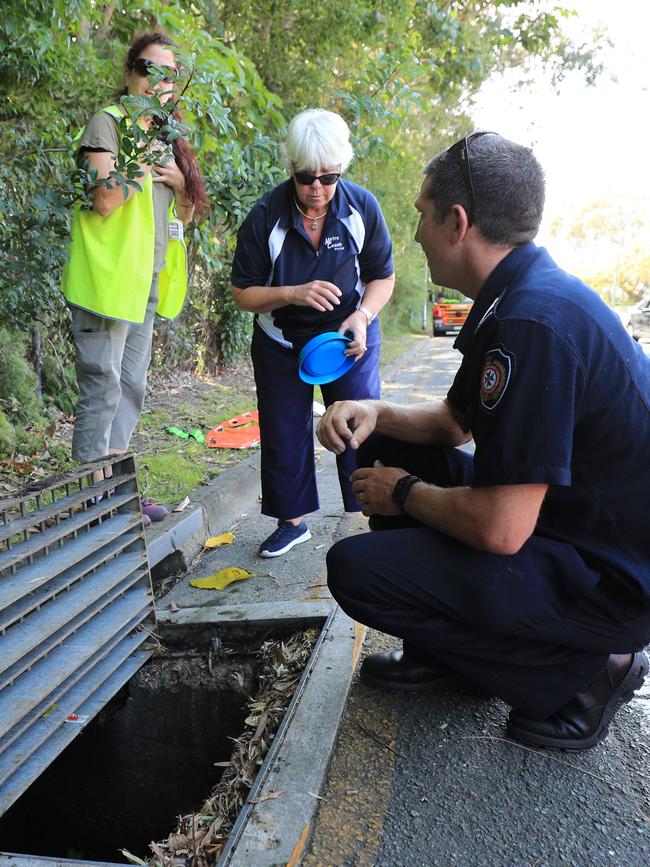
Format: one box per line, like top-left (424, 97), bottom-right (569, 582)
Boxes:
top-left (1, 0), bottom-right (601, 379)
top-left (0, 411), bottom-right (16, 455)
top-left (0, 328), bottom-right (44, 427)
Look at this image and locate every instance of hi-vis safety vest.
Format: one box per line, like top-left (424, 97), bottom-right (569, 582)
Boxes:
top-left (61, 105), bottom-right (188, 323)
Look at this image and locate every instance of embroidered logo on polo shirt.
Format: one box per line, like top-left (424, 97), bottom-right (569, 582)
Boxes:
top-left (479, 346), bottom-right (514, 411)
top-left (324, 235), bottom-right (345, 251)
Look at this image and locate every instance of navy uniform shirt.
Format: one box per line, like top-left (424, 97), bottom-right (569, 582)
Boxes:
top-left (230, 178), bottom-right (394, 348)
top-left (447, 242), bottom-right (650, 596)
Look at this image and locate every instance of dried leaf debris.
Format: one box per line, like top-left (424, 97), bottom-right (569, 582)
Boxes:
top-left (141, 628), bottom-right (318, 867)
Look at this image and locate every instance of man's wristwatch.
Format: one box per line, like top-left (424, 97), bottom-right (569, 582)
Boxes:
top-left (359, 305), bottom-right (375, 325)
top-left (391, 474), bottom-right (422, 513)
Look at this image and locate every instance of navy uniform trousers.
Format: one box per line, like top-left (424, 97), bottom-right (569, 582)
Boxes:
top-left (326, 434), bottom-right (650, 719)
top-left (252, 321), bottom-right (381, 519)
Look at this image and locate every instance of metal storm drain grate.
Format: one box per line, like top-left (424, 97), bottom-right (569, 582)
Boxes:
top-left (0, 454), bottom-right (155, 816)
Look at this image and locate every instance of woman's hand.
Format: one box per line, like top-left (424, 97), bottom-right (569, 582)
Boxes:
top-left (152, 154), bottom-right (185, 193)
top-left (316, 399), bottom-right (378, 454)
top-left (152, 153), bottom-right (195, 224)
top-left (338, 309), bottom-right (368, 359)
top-left (289, 280), bottom-right (342, 312)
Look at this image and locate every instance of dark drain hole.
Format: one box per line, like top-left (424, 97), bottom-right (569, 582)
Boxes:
top-left (0, 650), bottom-right (258, 863)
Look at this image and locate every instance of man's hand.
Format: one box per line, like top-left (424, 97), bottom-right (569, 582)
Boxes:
top-left (316, 400), bottom-right (378, 454)
top-left (289, 280), bottom-right (342, 312)
top-left (351, 465), bottom-right (410, 516)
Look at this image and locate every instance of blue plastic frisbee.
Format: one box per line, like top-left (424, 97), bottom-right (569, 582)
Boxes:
top-left (298, 331), bottom-right (355, 384)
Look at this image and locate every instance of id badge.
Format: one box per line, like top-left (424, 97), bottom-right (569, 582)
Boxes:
top-left (169, 219), bottom-right (184, 242)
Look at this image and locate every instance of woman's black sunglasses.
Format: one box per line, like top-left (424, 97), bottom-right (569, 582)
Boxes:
top-left (133, 58), bottom-right (178, 83)
top-left (293, 171), bottom-right (341, 186)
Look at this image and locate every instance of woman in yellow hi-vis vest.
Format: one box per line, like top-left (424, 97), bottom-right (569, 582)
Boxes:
top-left (62, 30), bottom-right (207, 524)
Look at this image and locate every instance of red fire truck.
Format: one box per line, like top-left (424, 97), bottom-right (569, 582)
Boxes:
top-left (432, 295), bottom-right (473, 337)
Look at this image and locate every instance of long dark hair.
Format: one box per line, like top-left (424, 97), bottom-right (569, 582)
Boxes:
top-left (120, 31), bottom-right (209, 219)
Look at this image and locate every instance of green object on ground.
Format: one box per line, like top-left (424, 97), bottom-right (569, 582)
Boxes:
top-left (188, 427), bottom-right (206, 444)
top-left (166, 426), bottom-right (190, 440)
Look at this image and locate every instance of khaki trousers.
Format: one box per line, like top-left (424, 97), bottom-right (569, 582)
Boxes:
top-left (70, 277), bottom-right (158, 462)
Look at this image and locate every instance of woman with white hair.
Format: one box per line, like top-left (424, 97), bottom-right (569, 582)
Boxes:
top-left (231, 108), bottom-right (395, 557)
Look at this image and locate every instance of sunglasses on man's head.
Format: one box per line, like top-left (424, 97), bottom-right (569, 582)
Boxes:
top-left (133, 58), bottom-right (178, 83)
top-left (293, 171), bottom-right (341, 186)
top-left (446, 130), bottom-right (496, 227)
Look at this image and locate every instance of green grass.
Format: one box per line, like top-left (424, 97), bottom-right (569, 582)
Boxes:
top-left (136, 444), bottom-right (211, 502)
top-left (133, 393), bottom-right (261, 503)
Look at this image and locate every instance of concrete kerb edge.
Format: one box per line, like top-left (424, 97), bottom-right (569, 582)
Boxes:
top-left (143, 342), bottom-right (420, 862)
top-left (218, 607), bottom-right (364, 867)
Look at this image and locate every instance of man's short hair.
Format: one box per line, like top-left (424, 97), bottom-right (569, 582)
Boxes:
top-left (423, 133), bottom-right (545, 246)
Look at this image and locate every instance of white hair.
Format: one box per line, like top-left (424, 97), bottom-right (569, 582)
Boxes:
top-left (281, 109), bottom-right (354, 174)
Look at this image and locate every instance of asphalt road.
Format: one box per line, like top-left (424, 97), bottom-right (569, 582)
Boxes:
top-left (303, 334), bottom-right (650, 867)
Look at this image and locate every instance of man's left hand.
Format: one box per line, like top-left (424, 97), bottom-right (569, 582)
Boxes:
top-left (351, 465), bottom-right (410, 516)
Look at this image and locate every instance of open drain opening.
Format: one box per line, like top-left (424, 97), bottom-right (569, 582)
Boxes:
top-left (0, 625), bottom-right (320, 865)
top-left (0, 648), bottom-right (258, 863)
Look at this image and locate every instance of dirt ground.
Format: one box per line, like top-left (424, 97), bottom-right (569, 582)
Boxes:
top-left (0, 356), bottom-right (260, 504)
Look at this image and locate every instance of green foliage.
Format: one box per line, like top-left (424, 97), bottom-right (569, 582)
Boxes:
top-left (0, 328), bottom-right (44, 427)
top-left (1, 0), bottom-right (600, 382)
top-left (0, 412), bottom-right (16, 455)
top-left (40, 354), bottom-right (78, 416)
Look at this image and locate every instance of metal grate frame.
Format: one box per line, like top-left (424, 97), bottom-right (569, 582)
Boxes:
top-left (0, 454), bottom-right (156, 816)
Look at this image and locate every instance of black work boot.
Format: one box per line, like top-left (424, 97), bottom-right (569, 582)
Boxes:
top-left (360, 648), bottom-right (488, 695)
top-left (507, 652), bottom-right (649, 751)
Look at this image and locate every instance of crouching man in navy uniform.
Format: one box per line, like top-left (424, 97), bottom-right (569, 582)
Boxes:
top-left (317, 132), bottom-right (650, 750)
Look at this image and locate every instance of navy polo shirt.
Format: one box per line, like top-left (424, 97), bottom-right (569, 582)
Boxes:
top-left (448, 242), bottom-right (650, 594)
top-left (230, 178), bottom-right (394, 347)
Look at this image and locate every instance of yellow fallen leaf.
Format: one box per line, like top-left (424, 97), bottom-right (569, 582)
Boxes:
top-left (203, 531), bottom-right (235, 549)
top-left (189, 567), bottom-right (255, 590)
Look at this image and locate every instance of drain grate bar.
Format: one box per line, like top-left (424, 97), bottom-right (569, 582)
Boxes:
top-left (0, 559), bottom-right (149, 688)
top-left (0, 454), bottom-right (156, 817)
top-left (0, 491), bottom-right (140, 575)
top-left (0, 612), bottom-right (151, 760)
top-left (0, 590), bottom-right (152, 738)
top-left (0, 648), bottom-right (150, 809)
top-left (0, 527), bottom-right (142, 632)
top-left (0, 472), bottom-right (137, 545)
top-left (0, 633), bottom-right (148, 786)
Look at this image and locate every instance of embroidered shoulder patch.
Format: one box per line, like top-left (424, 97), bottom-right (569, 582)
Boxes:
top-left (479, 346), bottom-right (514, 411)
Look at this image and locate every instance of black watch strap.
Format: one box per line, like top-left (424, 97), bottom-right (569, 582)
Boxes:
top-left (391, 474), bottom-right (422, 514)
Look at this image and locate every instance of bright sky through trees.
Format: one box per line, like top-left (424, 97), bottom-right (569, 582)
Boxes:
top-left (473, 0), bottom-right (650, 275)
